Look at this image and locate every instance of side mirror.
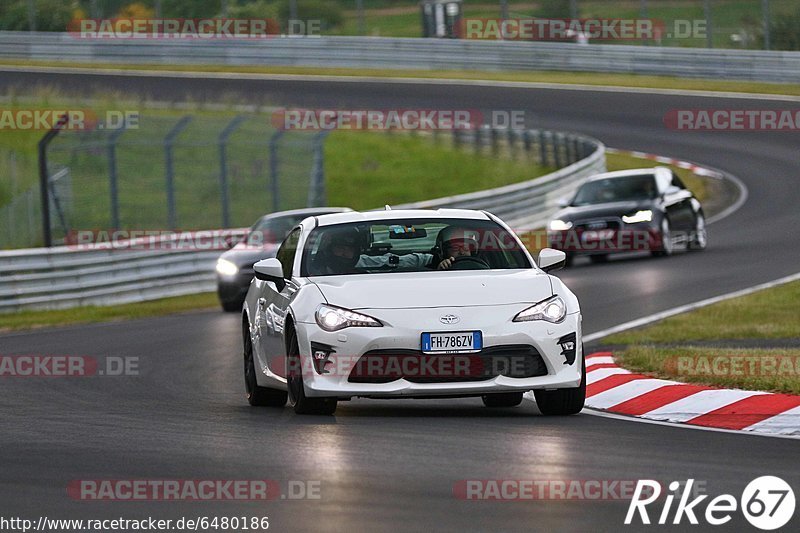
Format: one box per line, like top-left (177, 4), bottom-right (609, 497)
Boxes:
top-left (557, 197), bottom-right (570, 208)
top-left (253, 258), bottom-right (286, 291)
top-left (538, 248), bottom-right (566, 272)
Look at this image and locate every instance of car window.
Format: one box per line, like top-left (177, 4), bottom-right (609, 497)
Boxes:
top-left (572, 175), bottom-right (658, 205)
top-left (276, 228), bottom-right (301, 279)
top-left (671, 171), bottom-right (687, 190)
top-left (301, 218), bottom-right (531, 277)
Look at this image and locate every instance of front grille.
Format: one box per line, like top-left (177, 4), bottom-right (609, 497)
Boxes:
top-left (574, 218), bottom-right (621, 231)
top-left (347, 345), bottom-right (548, 384)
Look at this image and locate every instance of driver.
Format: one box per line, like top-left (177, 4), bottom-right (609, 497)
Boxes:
top-left (435, 226), bottom-right (480, 270)
top-left (313, 226), bottom-right (476, 275)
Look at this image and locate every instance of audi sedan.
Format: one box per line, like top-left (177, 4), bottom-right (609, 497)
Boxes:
top-left (547, 167), bottom-right (707, 265)
top-left (241, 208), bottom-right (584, 415)
top-left (216, 207), bottom-right (352, 311)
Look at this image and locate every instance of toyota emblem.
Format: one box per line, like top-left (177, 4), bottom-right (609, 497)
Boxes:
top-left (440, 314), bottom-right (460, 324)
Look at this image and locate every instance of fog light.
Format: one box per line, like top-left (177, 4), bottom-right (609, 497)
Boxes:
top-left (310, 342), bottom-right (335, 375)
top-left (558, 332), bottom-right (577, 365)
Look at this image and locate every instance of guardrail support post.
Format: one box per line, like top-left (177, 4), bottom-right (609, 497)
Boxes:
top-left (164, 115), bottom-right (192, 230)
top-left (537, 131), bottom-right (548, 166)
top-left (269, 130), bottom-right (286, 213)
top-left (37, 114), bottom-right (69, 248)
top-left (218, 115), bottom-right (246, 228)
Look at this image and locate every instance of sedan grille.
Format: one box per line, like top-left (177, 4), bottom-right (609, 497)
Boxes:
top-left (347, 345), bottom-right (548, 384)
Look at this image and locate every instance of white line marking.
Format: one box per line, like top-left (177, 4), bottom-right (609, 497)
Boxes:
top-left (583, 271), bottom-right (800, 344)
top-left (2, 64), bottom-right (800, 101)
top-left (585, 355), bottom-right (615, 366)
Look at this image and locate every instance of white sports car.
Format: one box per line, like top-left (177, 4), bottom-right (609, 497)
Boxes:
top-left (242, 209), bottom-right (584, 415)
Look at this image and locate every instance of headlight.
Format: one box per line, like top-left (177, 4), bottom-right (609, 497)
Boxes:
top-left (548, 219), bottom-right (573, 231)
top-left (622, 210), bottom-right (653, 224)
top-left (215, 258), bottom-right (239, 277)
top-left (315, 304), bottom-right (382, 332)
top-left (513, 295), bottom-right (567, 323)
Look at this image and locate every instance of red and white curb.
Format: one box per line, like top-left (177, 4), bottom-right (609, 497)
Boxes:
top-left (605, 147), bottom-right (724, 178)
top-left (584, 352), bottom-right (800, 437)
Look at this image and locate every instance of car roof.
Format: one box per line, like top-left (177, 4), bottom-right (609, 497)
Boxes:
top-left (585, 167), bottom-right (671, 182)
top-left (259, 207), bottom-right (352, 220)
top-left (313, 208), bottom-right (492, 227)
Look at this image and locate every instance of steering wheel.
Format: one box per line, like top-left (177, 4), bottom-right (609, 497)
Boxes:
top-left (449, 255), bottom-right (490, 270)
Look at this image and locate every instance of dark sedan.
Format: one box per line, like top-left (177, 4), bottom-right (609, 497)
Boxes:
top-left (547, 167), bottom-right (707, 265)
top-left (216, 207), bottom-right (352, 311)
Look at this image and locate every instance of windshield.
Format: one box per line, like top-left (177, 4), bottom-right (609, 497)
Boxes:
top-left (248, 214), bottom-right (307, 245)
top-left (301, 218), bottom-right (531, 277)
top-left (572, 175), bottom-right (658, 206)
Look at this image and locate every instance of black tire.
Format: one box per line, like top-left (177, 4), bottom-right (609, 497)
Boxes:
top-left (287, 334), bottom-right (337, 415)
top-left (589, 254), bottom-right (608, 264)
top-left (243, 328), bottom-right (287, 407)
top-left (222, 299), bottom-right (242, 313)
top-left (688, 212), bottom-right (707, 251)
top-left (533, 355), bottom-right (586, 416)
top-left (481, 392), bottom-right (524, 408)
top-left (563, 253), bottom-right (574, 267)
top-left (651, 217), bottom-right (674, 258)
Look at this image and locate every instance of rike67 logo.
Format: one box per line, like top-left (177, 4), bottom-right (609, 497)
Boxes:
top-left (626, 477), bottom-right (795, 530)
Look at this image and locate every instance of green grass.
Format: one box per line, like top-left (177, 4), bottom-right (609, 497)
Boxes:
top-left (325, 131), bottom-right (552, 209)
top-left (3, 59), bottom-right (800, 97)
top-left (0, 292), bottom-right (219, 333)
top-left (601, 280), bottom-right (800, 394)
top-left (618, 346), bottom-right (800, 394)
top-left (603, 281), bottom-right (800, 344)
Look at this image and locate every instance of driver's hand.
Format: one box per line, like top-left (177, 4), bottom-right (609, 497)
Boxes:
top-left (437, 257), bottom-right (455, 270)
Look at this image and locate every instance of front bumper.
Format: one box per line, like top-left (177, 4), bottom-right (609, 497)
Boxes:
top-left (283, 304), bottom-right (582, 399)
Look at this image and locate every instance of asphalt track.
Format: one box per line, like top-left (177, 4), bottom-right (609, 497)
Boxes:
top-left (1, 71), bottom-right (799, 532)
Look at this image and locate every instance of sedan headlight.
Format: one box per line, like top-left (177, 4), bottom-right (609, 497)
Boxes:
top-left (622, 210), bottom-right (653, 224)
top-left (513, 295), bottom-right (567, 323)
top-left (215, 258), bottom-right (239, 277)
top-left (548, 219), bottom-right (573, 231)
top-left (315, 304), bottom-right (382, 332)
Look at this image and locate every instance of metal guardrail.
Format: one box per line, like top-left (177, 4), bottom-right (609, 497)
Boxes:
top-left (0, 129), bottom-right (603, 313)
top-left (396, 129), bottom-right (606, 230)
top-left (2, 32), bottom-right (800, 82)
top-left (0, 230), bottom-right (246, 313)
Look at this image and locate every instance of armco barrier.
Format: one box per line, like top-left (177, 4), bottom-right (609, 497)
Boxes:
top-left (1, 32), bottom-right (800, 83)
top-left (0, 131), bottom-right (604, 312)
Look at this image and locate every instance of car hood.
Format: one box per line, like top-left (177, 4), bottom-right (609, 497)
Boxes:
top-left (310, 269), bottom-right (552, 310)
top-left (554, 200), bottom-right (654, 222)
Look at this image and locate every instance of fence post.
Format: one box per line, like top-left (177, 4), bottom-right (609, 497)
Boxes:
top-left (269, 130), bottom-right (286, 213)
top-left (107, 125), bottom-right (128, 230)
top-left (308, 131), bottom-right (329, 207)
top-left (218, 115), bottom-right (246, 228)
top-left (553, 133), bottom-right (564, 168)
top-left (537, 130), bottom-right (548, 166)
top-left (37, 113), bottom-right (70, 247)
top-left (164, 115), bottom-right (192, 230)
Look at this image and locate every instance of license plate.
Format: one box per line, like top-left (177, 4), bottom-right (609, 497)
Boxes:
top-left (582, 229), bottom-right (614, 242)
top-left (421, 331), bottom-right (482, 354)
